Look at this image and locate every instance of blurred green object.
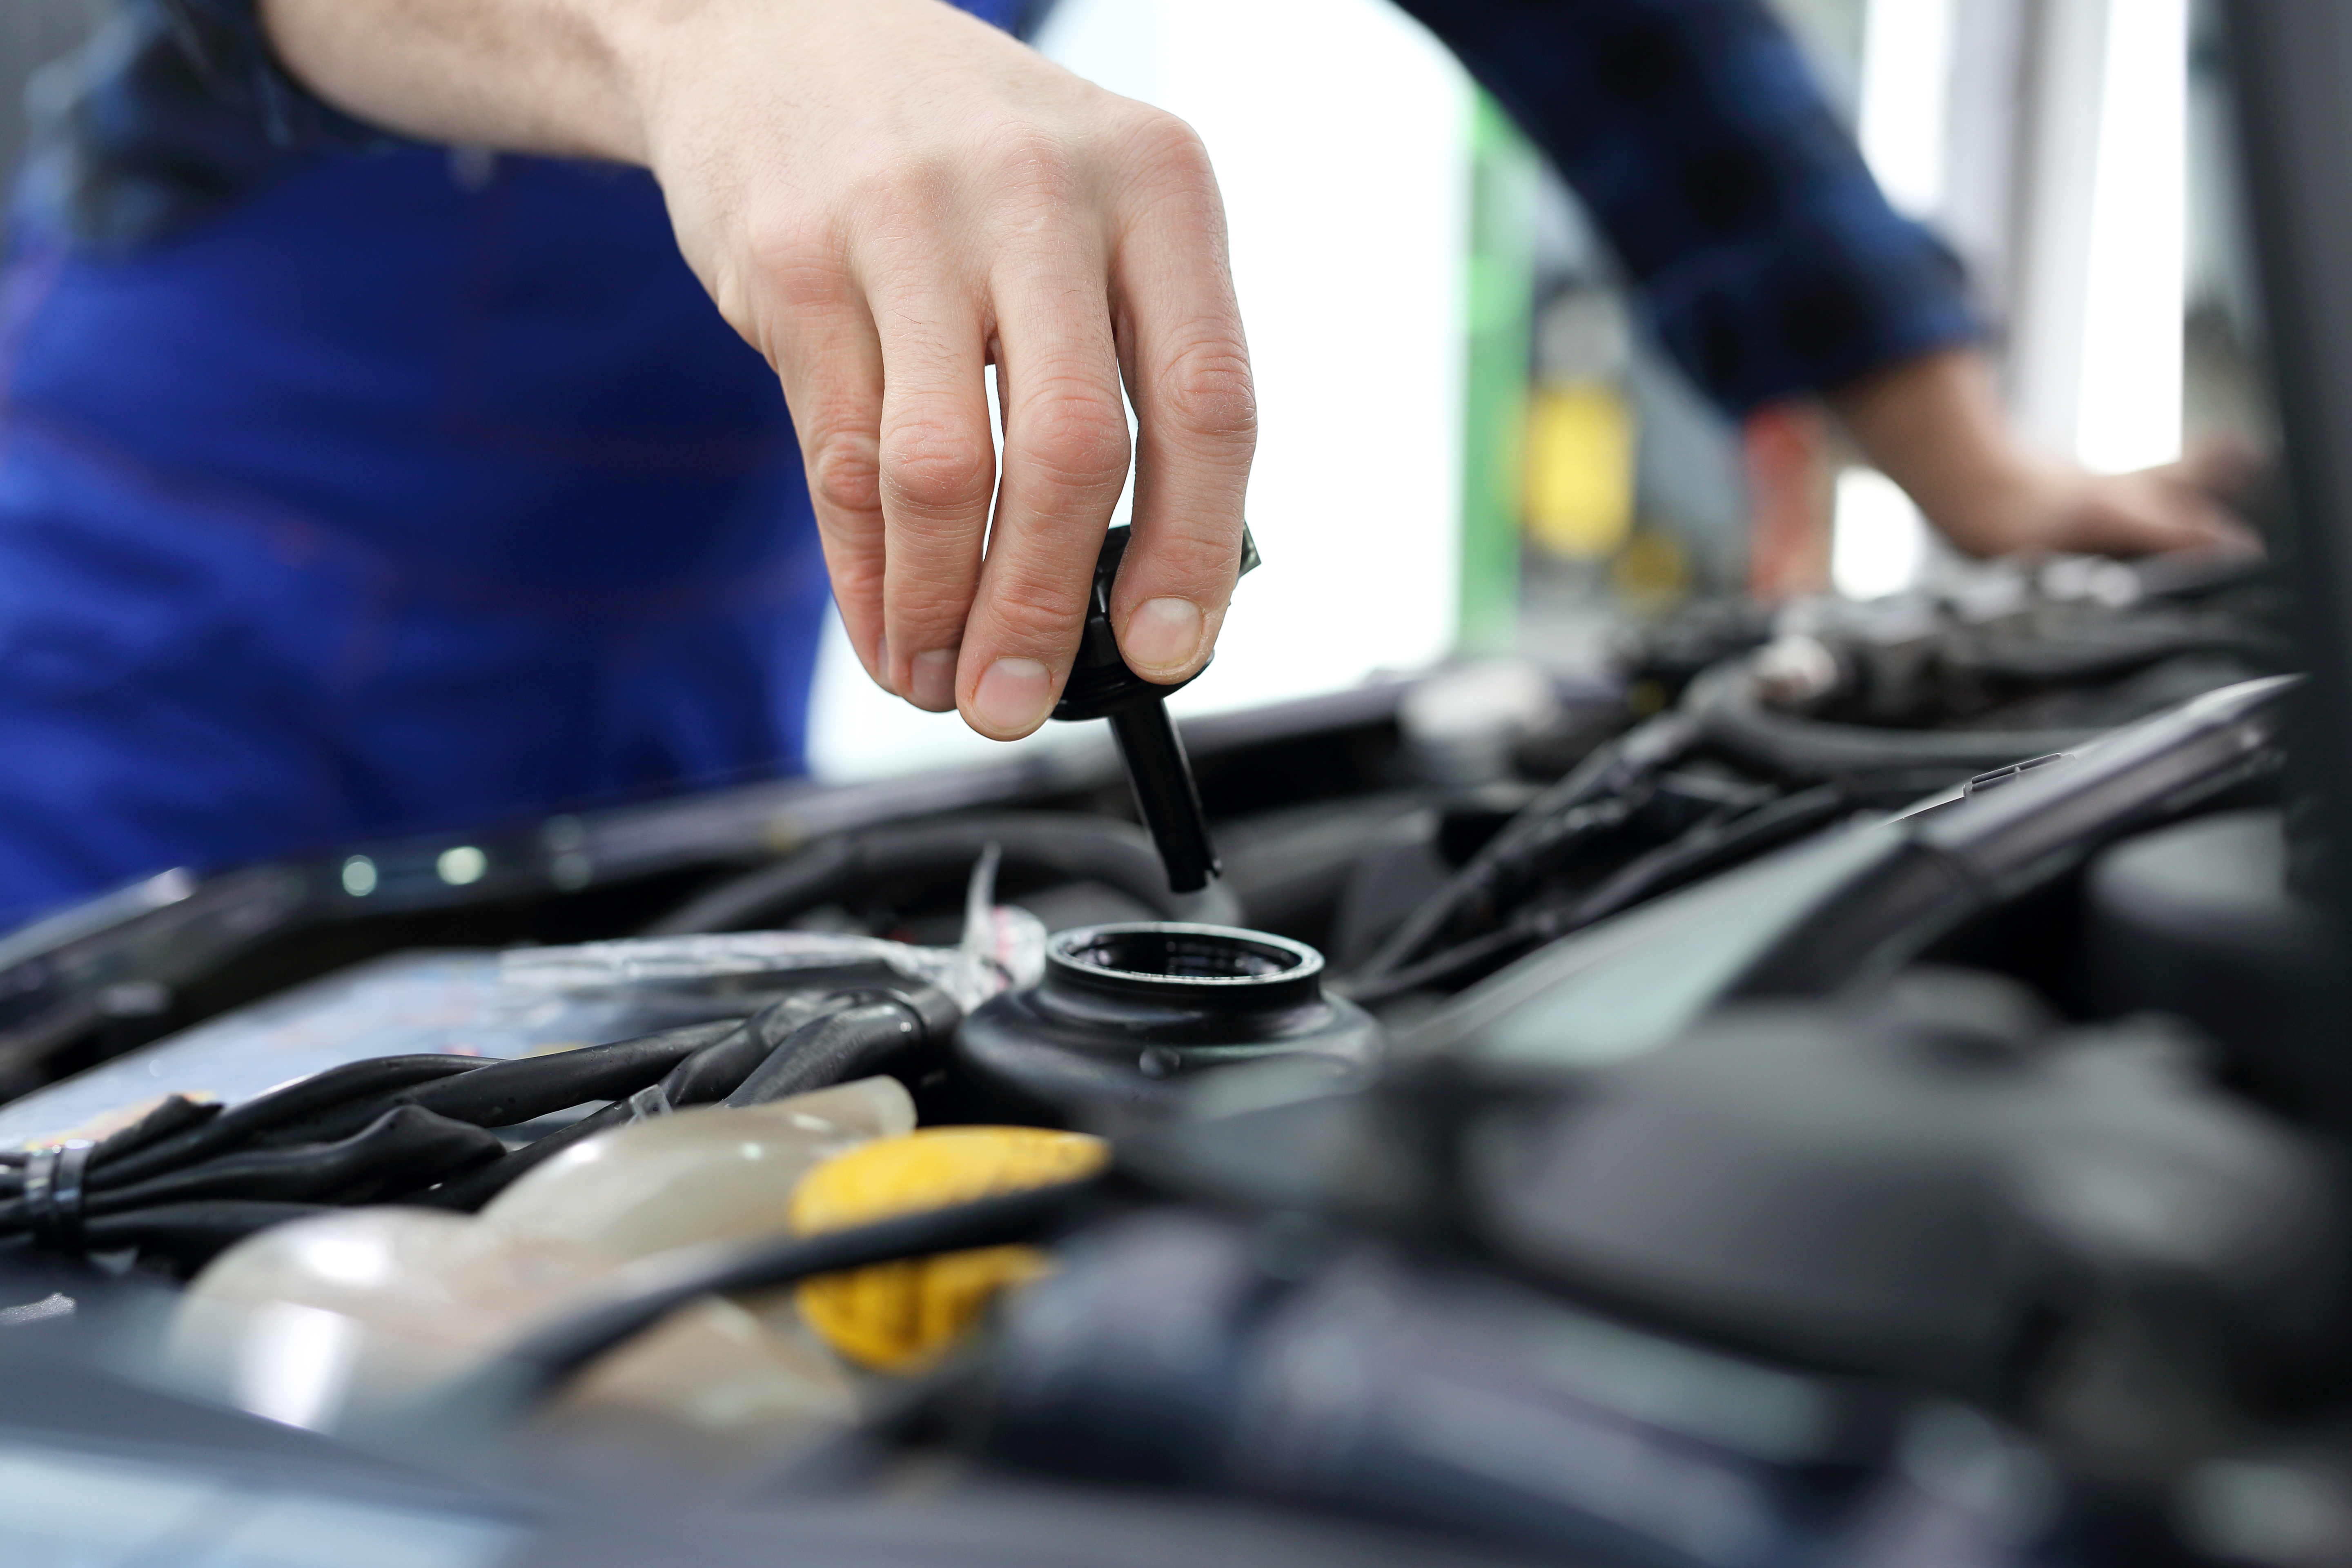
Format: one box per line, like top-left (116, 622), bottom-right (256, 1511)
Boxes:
top-left (1458, 91), bottom-right (1538, 655)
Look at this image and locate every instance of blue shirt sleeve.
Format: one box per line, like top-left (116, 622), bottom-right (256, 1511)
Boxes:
top-left (50, 0), bottom-right (1972, 413)
top-left (1394, 0), bottom-right (1980, 413)
top-left (27, 0), bottom-right (1038, 251)
top-left (19, 0), bottom-right (389, 250)
top-left (153, 0), bottom-right (385, 149)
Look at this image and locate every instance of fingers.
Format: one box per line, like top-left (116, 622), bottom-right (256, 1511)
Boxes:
top-left (771, 107), bottom-right (1246, 736)
top-left (953, 223), bottom-right (1134, 739)
top-left (869, 264), bottom-right (998, 712)
top-left (2176, 434), bottom-right (2265, 501)
top-left (774, 257), bottom-right (893, 690)
top-left (2058, 468), bottom-right (2260, 558)
top-left (1105, 120), bottom-right (1256, 682)
top-left (2144, 483), bottom-right (2260, 554)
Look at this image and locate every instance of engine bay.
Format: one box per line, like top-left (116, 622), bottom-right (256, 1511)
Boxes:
top-left (0, 545), bottom-right (2341, 1567)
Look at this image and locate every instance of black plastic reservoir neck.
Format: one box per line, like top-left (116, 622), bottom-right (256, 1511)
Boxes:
top-left (958, 921), bottom-right (1383, 1111)
top-left (1046, 924), bottom-right (1325, 1014)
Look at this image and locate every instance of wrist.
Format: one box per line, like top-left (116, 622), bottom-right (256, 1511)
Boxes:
top-left (1827, 346), bottom-right (2045, 557)
top-left (551, 0), bottom-right (721, 166)
top-left (604, 0), bottom-right (864, 174)
top-left (1910, 451), bottom-right (2054, 558)
top-left (583, 0), bottom-right (730, 167)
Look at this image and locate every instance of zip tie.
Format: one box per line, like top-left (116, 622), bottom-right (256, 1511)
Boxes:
top-left (626, 1082), bottom-right (673, 1122)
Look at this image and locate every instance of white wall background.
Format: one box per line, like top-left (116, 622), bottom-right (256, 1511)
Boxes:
top-left (806, 0), bottom-right (1476, 781)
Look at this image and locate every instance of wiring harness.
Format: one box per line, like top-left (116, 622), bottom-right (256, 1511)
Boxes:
top-left (1347, 556), bottom-right (2288, 1003)
top-left (0, 982), bottom-right (959, 1272)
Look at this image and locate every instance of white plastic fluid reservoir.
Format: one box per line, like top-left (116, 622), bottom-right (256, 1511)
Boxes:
top-left (481, 1075), bottom-right (913, 1263)
top-left (180, 1077), bottom-right (914, 1441)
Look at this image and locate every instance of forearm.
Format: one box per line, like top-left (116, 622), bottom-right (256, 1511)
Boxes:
top-left (1826, 346), bottom-right (2031, 554)
top-left (254, 0), bottom-right (675, 163)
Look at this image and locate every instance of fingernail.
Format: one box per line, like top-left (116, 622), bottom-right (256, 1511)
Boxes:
top-left (1122, 597), bottom-right (1205, 675)
top-left (910, 648), bottom-right (959, 712)
top-left (972, 658), bottom-right (1054, 737)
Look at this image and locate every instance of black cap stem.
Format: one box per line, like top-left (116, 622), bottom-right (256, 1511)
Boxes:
top-left (1110, 702), bottom-right (1219, 893)
top-left (1049, 524), bottom-right (1255, 895)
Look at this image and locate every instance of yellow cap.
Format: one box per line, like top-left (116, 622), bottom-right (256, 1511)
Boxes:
top-left (787, 1126), bottom-right (1109, 1372)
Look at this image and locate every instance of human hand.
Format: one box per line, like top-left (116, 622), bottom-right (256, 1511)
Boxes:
top-left (1933, 441), bottom-right (2261, 561)
top-left (632, 0), bottom-right (1255, 738)
top-left (1828, 347), bottom-right (2258, 564)
top-left (259, 0), bottom-right (1253, 737)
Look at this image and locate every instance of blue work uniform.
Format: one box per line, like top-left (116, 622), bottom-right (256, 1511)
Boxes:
top-left (0, 0), bottom-right (1970, 929)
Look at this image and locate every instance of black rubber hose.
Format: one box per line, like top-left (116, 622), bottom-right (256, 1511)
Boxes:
top-left (1354, 717), bottom-right (1694, 983)
top-left (407, 1018), bottom-right (743, 1125)
top-left (90, 1056), bottom-right (492, 1190)
top-left (420, 989), bottom-right (936, 1211)
top-left (1554, 784), bottom-right (1853, 932)
top-left (417, 996), bottom-right (826, 1211)
top-left (60, 1107), bottom-right (503, 1219)
top-left (1685, 664), bottom-right (2095, 782)
top-left (1361, 661), bottom-right (2087, 987)
top-left (644, 812), bottom-right (1242, 935)
top-left (1341, 925), bottom-right (1535, 1006)
top-left (1343, 785), bottom-right (1853, 1003)
top-left (648, 992), bottom-right (840, 1109)
top-left (461, 1178), bottom-right (1101, 1415)
top-left (723, 989), bottom-right (958, 1107)
top-left (0, 1094), bottom-right (221, 1198)
top-left (1943, 604), bottom-right (2287, 686)
top-left (254, 1019), bottom-right (745, 1147)
top-left (418, 1102), bottom-right (630, 1214)
top-left (91, 1095), bottom-right (222, 1165)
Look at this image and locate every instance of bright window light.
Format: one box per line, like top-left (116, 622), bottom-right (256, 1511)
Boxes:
top-left (1833, 468), bottom-right (1929, 600)
top-left (1858, 0), bottom-right (1956, 218)
top-left (2074, 0), bottom-right (2187, 474)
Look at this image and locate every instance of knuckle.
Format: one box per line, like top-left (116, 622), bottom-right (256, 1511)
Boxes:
top-left (1156, 337), bottom-right (1258, 441)
top-left (806, 427), bottom-right (884, 517)
top-left (733, 215), bottom-right (859, 361)
top-left (743, 208), bottom-right (838, 286)
top-left (850, 157), bottom-right (953, 246)
top-left (880, 417), bottom-right (995, 517)
top-left (987, 128), bottom-right (1081, 205)
top-left (830, 560), bottom-right (887, 609)
top-left (1017, 387), bottom-right (1132, 493)
top-left (1123, 110), bottom-right (1214, 186)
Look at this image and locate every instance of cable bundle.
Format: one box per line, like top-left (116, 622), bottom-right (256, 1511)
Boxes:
top-left (0, 982), bottom-right (958, 1273)
top-left (1351, 717), bottom-right (1849, 1000)
top-left (1349, 565), bottom-right (2288, 1005)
